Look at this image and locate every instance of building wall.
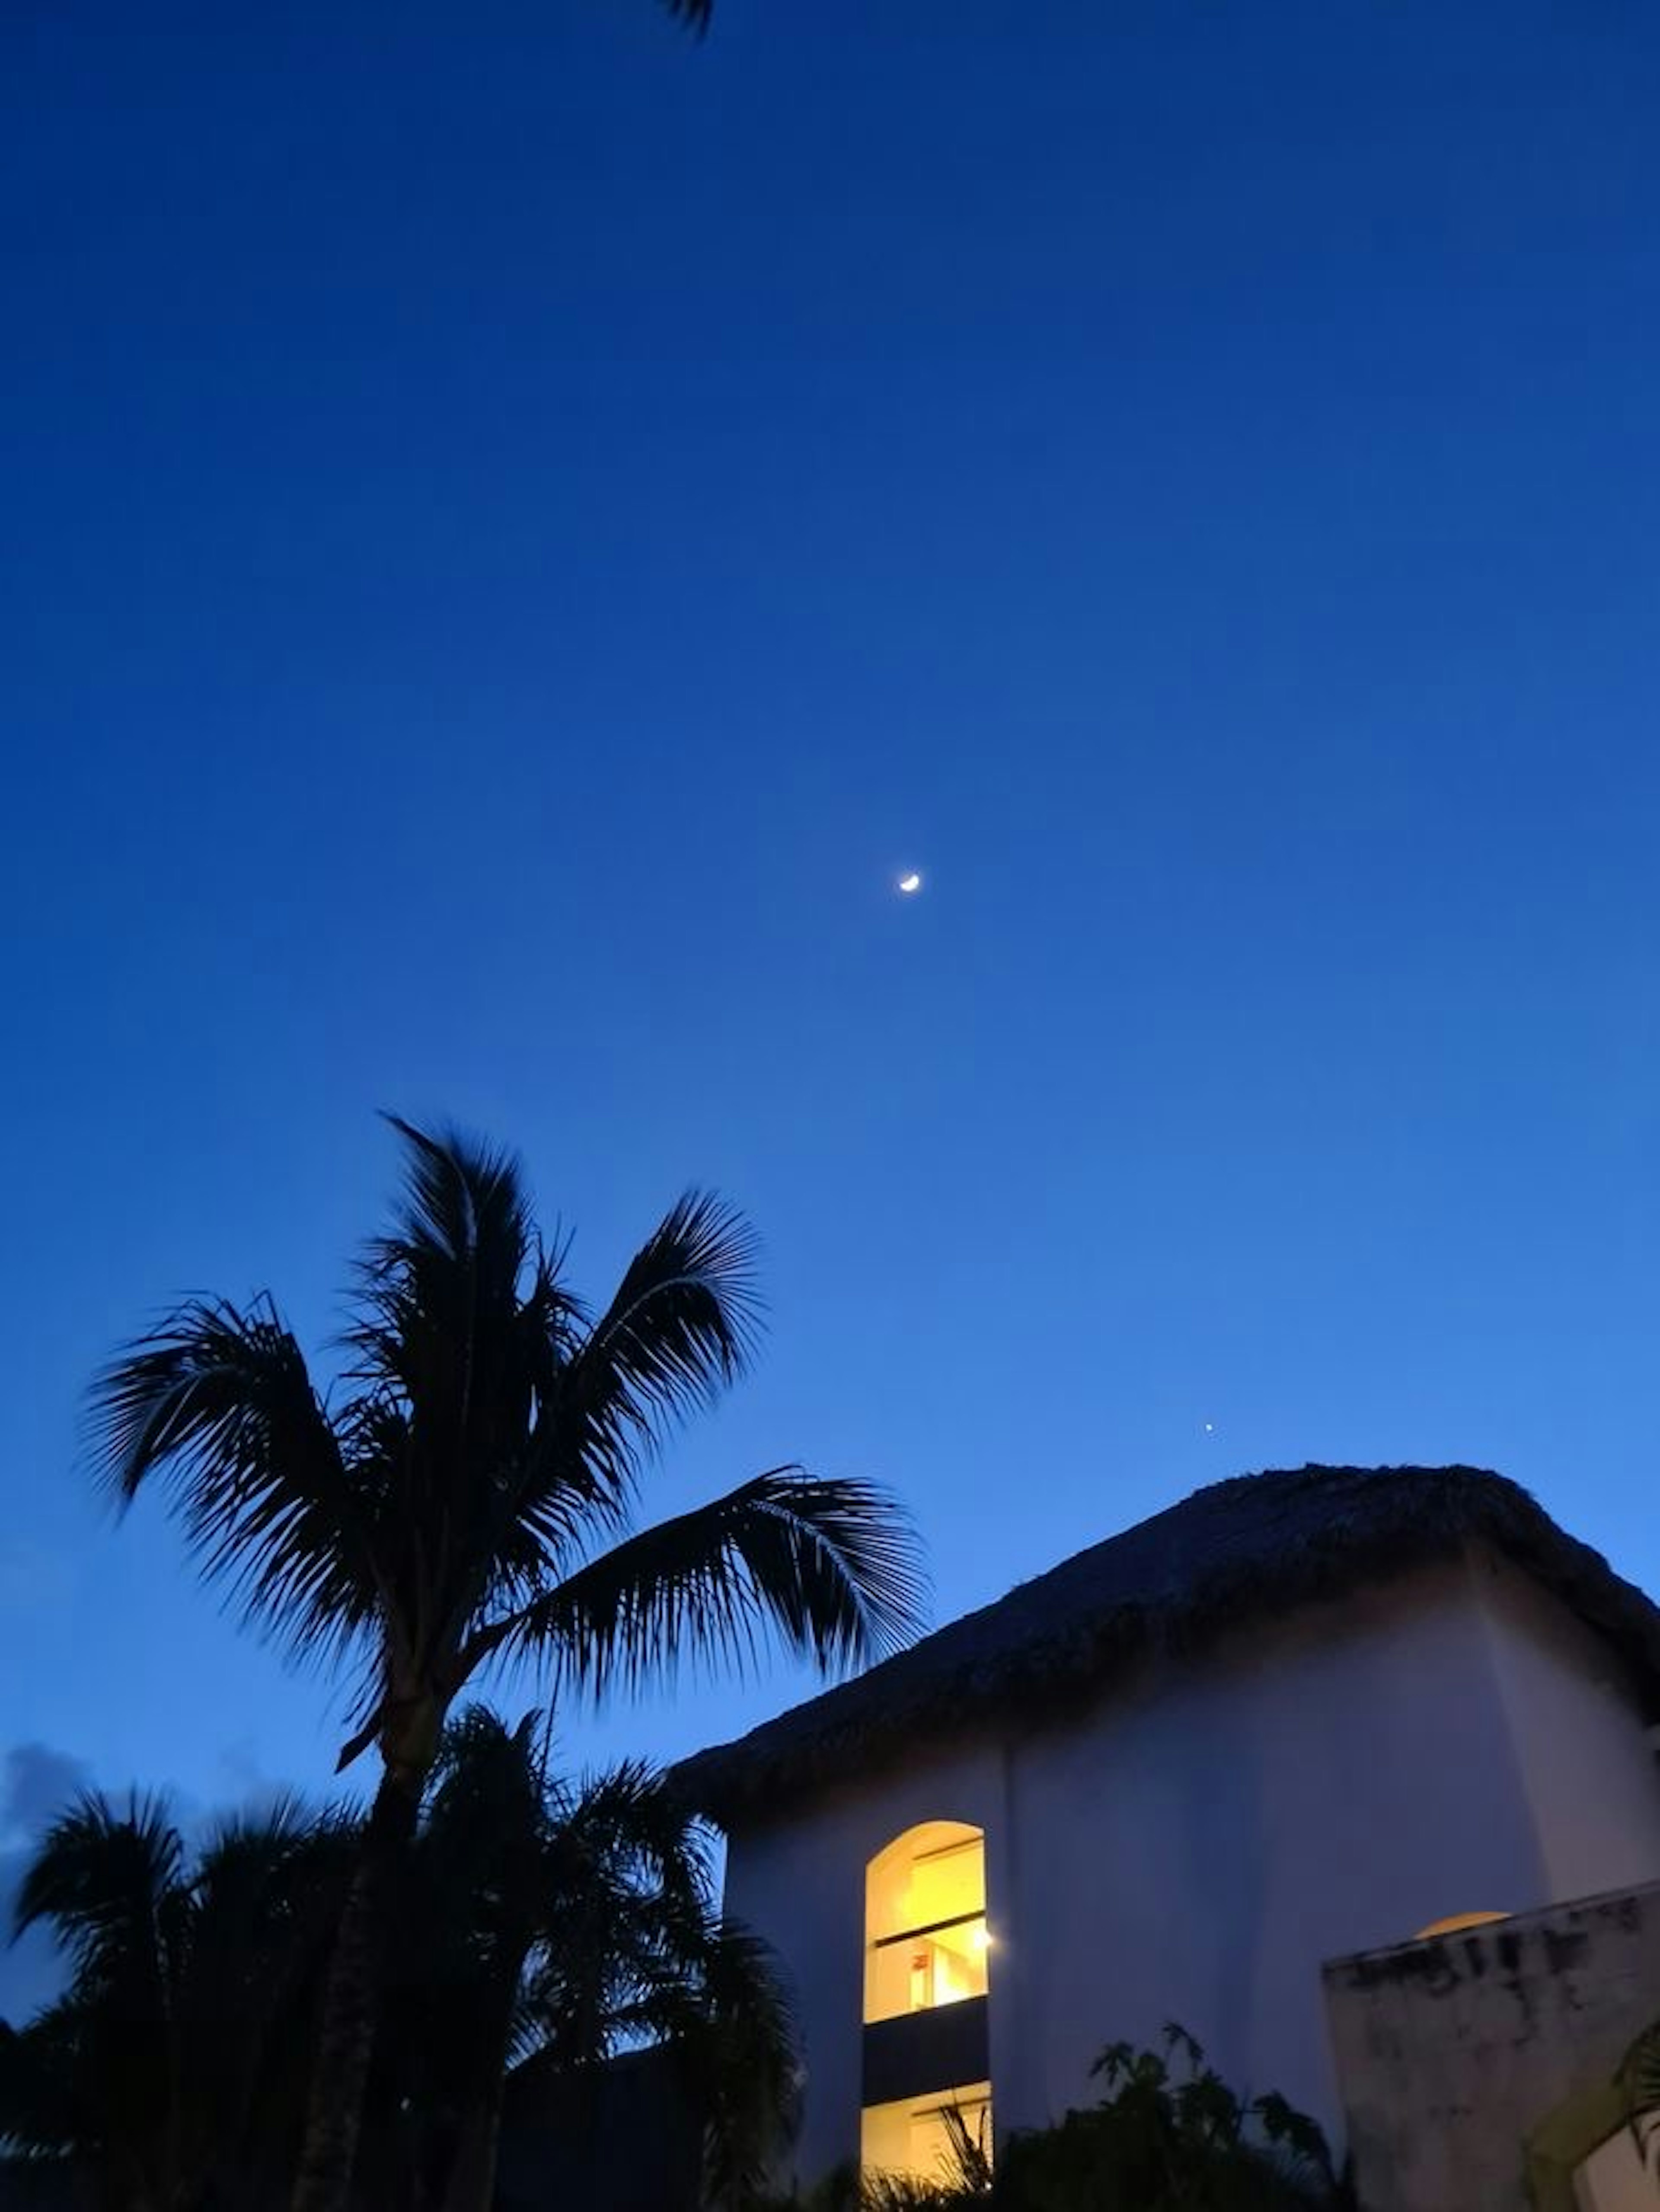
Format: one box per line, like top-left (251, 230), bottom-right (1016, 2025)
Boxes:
top-left (721, 1735), bottom-right (1012, 2188)
top-left (1472, 1546), bottom-right (1660, 1901)
top-left (1323, 1882), bottom-right (1660, 2211)
top-left (992, 1559), bottom-right (1553, 2144)
top-left (497, 2046), bottom-right (702, 2212)
top-left (723, 1556), bottom-right (1591, 2185)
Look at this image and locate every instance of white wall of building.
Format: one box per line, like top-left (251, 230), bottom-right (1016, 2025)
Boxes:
top-left (1472, 1547), bottom-right (1660, 1903)
top-left (1324, 1881), bottom-right (1660, 2211)
top-left (721, 1735), bottom-right (1011, 2187)
top-left (990, 1558), bottom-right (1553, 2142)
top-left (723, 1556), bottom-right (1617, 2186)
top-left (1574, 2132), bottom-right (1654, 2212)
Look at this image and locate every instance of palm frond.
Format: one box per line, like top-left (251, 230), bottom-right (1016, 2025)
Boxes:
top-left (86, 1296), bottom-right (377, 1662)
top-left (190, 1793), bottom-right (336, 1911)
top-left (935, 2100), bottom-right (994, 2194)
top-left (459, 1195), bottom-right (772, 1645)
top-left (476, 1468), bottom-right (926, 1696)
top-left (13, 1793), bottom-right (183, 1998)
top-left (419, 1708), bottom-right (547, 1915)
top-left (347, 1119), bottom-right (536, 1393)
top-left (376, 1116), bottom-right (532, 1282)
top-left (429, 1702), bottom-right (540, 1790)
top-left (557, 1759), bottom-right (714, 1907)
top-left (0, 2002), bottom-right (87, 2158)
top-left (173, 1801), bottom-right (358, 2182)
top-left (675, 1919), bottom-right (798, 2207)
top-left (551, 1192), bottom-right (761, 1497)
top-left (343, 1122), bottom-right (605, 1644)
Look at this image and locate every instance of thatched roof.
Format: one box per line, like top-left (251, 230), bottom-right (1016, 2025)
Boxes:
top-left (674, 1464), bottom-right (1660, 1827)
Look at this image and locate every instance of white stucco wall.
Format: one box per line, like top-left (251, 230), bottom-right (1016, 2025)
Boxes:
top-left (992, 1559), bottom-right (1553, 2144)
top-left (1472, 1548), bottom-right (1660, 1903)
top-left (1324, 1881), bottom-right (1660, 2211)
top-left (721, 1735), bottom-right (1013, 2187)
top-left (724, 1555), bottom-right (1599, 2185)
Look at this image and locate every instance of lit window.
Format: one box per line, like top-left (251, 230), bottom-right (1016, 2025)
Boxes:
top-left (1415, 1910), bottom-right (1510, 1939)
top-left (865, 1821), bottom-right (989, 2026)
top-left (861, 2082), bottom-right (992, 2187)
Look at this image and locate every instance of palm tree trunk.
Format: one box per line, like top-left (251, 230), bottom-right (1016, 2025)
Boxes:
top-left (288, 1770), bottom-right (421, 2212)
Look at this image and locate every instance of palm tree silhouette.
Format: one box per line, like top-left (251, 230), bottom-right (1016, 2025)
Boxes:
top-left (89, 1118), bottom-right (925, 2212)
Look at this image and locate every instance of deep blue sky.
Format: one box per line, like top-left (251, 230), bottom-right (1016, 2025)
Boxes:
top-left (4, 0), bottom-right (1660, 1921)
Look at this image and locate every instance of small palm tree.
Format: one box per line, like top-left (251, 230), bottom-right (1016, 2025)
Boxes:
top-left (0, 1791), bottom-right (352, 2211)
top-left (89, 1119), bottom-right (925, 2212)
top-left (1, 1733), bottom-right (792, 2212)
top-left (0, 1793), bottom-right (181, 2207)
top-left (367, 1705), bottom-right (793, 2212)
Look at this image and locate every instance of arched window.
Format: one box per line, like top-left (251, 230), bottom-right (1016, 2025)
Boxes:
top-left (861, 1822), bottom-right (993, 2186)
top-left (864, 1820), bottom-right (989, 2026)
top-left (1415, 1910), bottom-right (1510, 1940)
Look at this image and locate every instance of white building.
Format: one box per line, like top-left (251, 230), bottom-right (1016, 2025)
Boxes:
top-left (674, 1464), bottom-right (1660, 2200)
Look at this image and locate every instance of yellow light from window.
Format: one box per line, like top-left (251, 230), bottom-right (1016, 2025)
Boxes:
top-left (1415, 1910), bottom-right (1510, 1940)
top-left (861, 2083), bottom-right (992, 2186)
top-left (865, 1824), bottom-right (989, 2026)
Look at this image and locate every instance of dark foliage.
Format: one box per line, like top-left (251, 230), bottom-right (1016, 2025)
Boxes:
top-left (769, 2028), bottom-right (1352, 2212)
top-left (89, 1121), bottom-right (924, 1796)
top-left (0, 1794), bottom-right (353, 2211)
top-left (362, 1706), bottom-right (794, 2212)
top-left (0, 1712), bottom-right (795, 2212)
top-left (87, 1119), bottom-right (923, 2212)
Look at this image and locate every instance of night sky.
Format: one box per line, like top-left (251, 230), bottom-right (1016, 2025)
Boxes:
top-left (4, 0), bottom-right (1659, 2007)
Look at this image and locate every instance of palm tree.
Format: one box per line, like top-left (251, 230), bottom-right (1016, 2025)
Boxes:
top-left (0, 1793), bottom-right (181, 2208)
top-left (1, 1731), bottom-right (792, 2212)
top-left (88, 1118), bottom-right (925, 2212)
top-left (367, 1705), bottom-right (794, 2212)
top-left (0, 1792), bottom-right (353, 2211)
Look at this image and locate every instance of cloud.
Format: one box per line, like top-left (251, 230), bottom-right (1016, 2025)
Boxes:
top-left (0, 1742), bottom-right (93, 1847)
top-left (0, 1741), bottom-right (93, 2027)
top-left (0, 1738), bottom-right (310, 2027)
